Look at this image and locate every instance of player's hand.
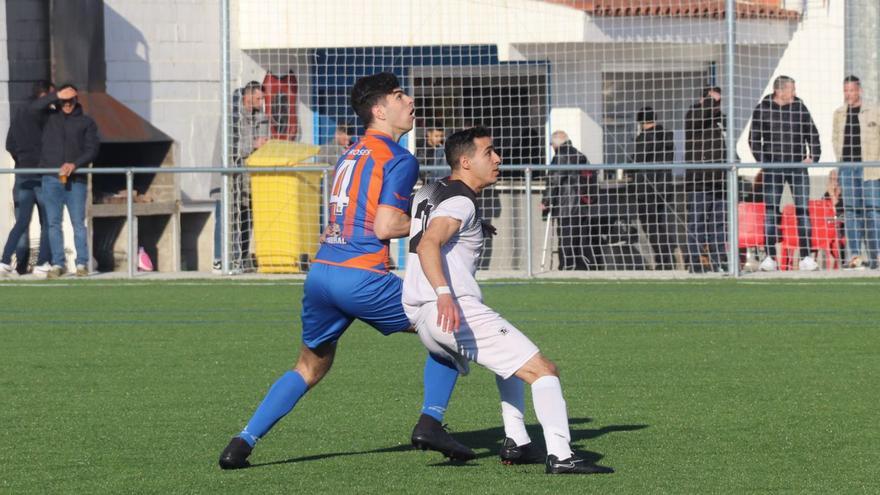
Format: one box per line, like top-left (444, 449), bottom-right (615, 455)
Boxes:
top-left (436, 293), bottom-right (460, 334)
top-left (319, 224), bottom-right (333, 243)
top-left (803, 157), bottom-right (814, 164)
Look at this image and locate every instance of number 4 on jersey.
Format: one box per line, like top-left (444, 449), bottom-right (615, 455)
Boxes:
top-left (330, 159), bottom-right (357, 215)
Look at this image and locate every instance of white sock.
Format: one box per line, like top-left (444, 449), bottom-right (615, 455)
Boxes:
top-left (495, 375), bottom-right (531, 446)
top-left (531, 375), bottom-right (573, 459)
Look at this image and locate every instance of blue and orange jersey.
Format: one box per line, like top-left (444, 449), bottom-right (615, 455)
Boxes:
top-left (314, 129), bottom-right (419, 273)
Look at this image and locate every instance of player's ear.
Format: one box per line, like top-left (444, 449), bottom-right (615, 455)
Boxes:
top-left (372, 103), bottom-right (386, 122)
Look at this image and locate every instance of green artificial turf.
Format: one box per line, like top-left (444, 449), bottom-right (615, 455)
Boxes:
top-left (2, 279), bottom-right (879, 494)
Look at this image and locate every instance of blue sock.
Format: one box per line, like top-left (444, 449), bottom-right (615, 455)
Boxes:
top-left (421, 353), bottom-right (459, 422)
top-left (239, 370), bottom-right (309, 447)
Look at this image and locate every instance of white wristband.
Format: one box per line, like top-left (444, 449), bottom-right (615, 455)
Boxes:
top-left (435, 286), bottom-right (452, 296)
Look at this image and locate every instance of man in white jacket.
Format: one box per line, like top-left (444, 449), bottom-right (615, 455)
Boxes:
top-left (832, 75), bottom-right (880, 269)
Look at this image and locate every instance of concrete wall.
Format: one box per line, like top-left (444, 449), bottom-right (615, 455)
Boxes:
top-left (103, 0), bottom-right (222, 201)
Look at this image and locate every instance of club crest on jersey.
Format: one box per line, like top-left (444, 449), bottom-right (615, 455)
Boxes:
top-left (499, 327), bottom-right (509, 336)
top-left (322, 223), bottom-right (347, 245)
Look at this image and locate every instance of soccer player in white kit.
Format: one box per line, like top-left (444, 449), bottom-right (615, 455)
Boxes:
top-left (402, 127), bottom-right (614, 475)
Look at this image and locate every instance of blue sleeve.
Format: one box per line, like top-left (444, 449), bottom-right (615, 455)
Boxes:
top-left (379, 153), bottom-right (419, 212)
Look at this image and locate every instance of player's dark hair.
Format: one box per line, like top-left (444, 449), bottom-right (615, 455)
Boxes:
top-left (844, 75), bottom-right (861, 86)
top-left (58, 83), bottom-right (78, 93)
top-left (445, 126), bottom-right (492, 170)
top-left (351, 72), bottom-right (401, 127)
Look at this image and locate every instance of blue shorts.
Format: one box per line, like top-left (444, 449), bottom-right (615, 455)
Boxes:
top-left (300, 262), bottom-right (410, 349)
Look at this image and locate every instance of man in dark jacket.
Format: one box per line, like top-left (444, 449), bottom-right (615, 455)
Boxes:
top-left (684, 87), bottom-right (727, 273)
top-left (749, 75), bottom-right (820, 271)
top-left (630, 107), bottom-right (676, 270)
top-left (0, 80), bottom-right (53, 276)
top-left (33, 83), bottom-right (100, 278)
top-left (541, 130), bottom-right (598, 269)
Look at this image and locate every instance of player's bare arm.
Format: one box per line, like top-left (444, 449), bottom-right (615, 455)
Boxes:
top-left (374, 205), bottom-right (412, 240)
top-left (416, 215), bottom-right (462, 333)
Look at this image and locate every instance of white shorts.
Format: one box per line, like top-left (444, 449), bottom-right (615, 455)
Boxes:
top-left (404, 296), bottom-right (540, 379)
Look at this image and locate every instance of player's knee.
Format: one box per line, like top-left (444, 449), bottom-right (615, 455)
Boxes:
top-left (536, 357), bottom-right (559, 378)
top-left (516, 354), bottom-right (559, 383)
top-left (293, 344), bottom-right (335, 386)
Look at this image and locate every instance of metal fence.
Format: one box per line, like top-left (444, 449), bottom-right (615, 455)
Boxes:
top-left (3, 160), bottom-right (879, 278)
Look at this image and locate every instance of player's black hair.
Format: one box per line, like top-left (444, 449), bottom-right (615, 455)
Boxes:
top-left (844, 75), bottom-right (861, 86)
top-left (445, 126), bottom-right (492, 170)
top-left (58, 83), bottom-right (78, 93)
top-left (351, 72), bottom-right (401, 128)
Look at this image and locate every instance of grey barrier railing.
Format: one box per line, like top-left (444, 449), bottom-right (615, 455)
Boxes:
top-left (2, 161), bottom-right (878, 278)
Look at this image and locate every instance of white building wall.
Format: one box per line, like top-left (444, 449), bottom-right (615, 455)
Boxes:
top-left (103, 0), bottom-right (222, 201)
top-left (238, 0), bottom-right (584, 51)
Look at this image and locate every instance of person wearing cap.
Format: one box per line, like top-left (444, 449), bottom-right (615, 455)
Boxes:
top-left (684, 86), bottom-right (728, 273)
top-left (630, 106), bottom-right (676, 270)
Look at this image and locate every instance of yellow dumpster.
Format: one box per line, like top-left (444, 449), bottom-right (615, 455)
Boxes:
top-left (246, 140), bottom-right (323, 273)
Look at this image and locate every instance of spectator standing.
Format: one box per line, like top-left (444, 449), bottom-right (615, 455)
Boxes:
top-left (417, 126), bottom-right (446, 183)
top-left (0, 80), bottom-right (54, 277)
top-left (631, 107), bottom-right (676, 270)
top-left (34, 84), bottom-right (99, 278)
top-left (211, 81), bottom-right (269, 272)
top-left (832, 75), bottom-right (880, 269)
top-left (750, 75), bottom-right (821, 271)
top-left (683, 87), bottom-right (728, 273)
top-left (541, 130), bottom-right (598, 270)
top-left (317, 123), bottom-right (354, 165)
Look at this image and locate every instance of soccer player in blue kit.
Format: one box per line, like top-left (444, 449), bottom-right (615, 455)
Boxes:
top-left (219, 73), bottom-right (473, 469)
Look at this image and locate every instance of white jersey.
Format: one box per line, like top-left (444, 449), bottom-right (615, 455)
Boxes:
top-left (402, 179), bottom-right (488, 306)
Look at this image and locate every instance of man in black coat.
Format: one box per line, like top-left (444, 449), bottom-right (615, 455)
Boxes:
top-left (32, 83), bottom-right (100, 278)
top-left (684, 87), bottom-right (728, 273)
top-left (630, 107), bottom-right (676, 270)
top-left (749, 75), bottom-right (820, 271)
top-left (0, 80), bottom-right (54, 276)
top-left (541, 130), bottom-right (598, 270)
